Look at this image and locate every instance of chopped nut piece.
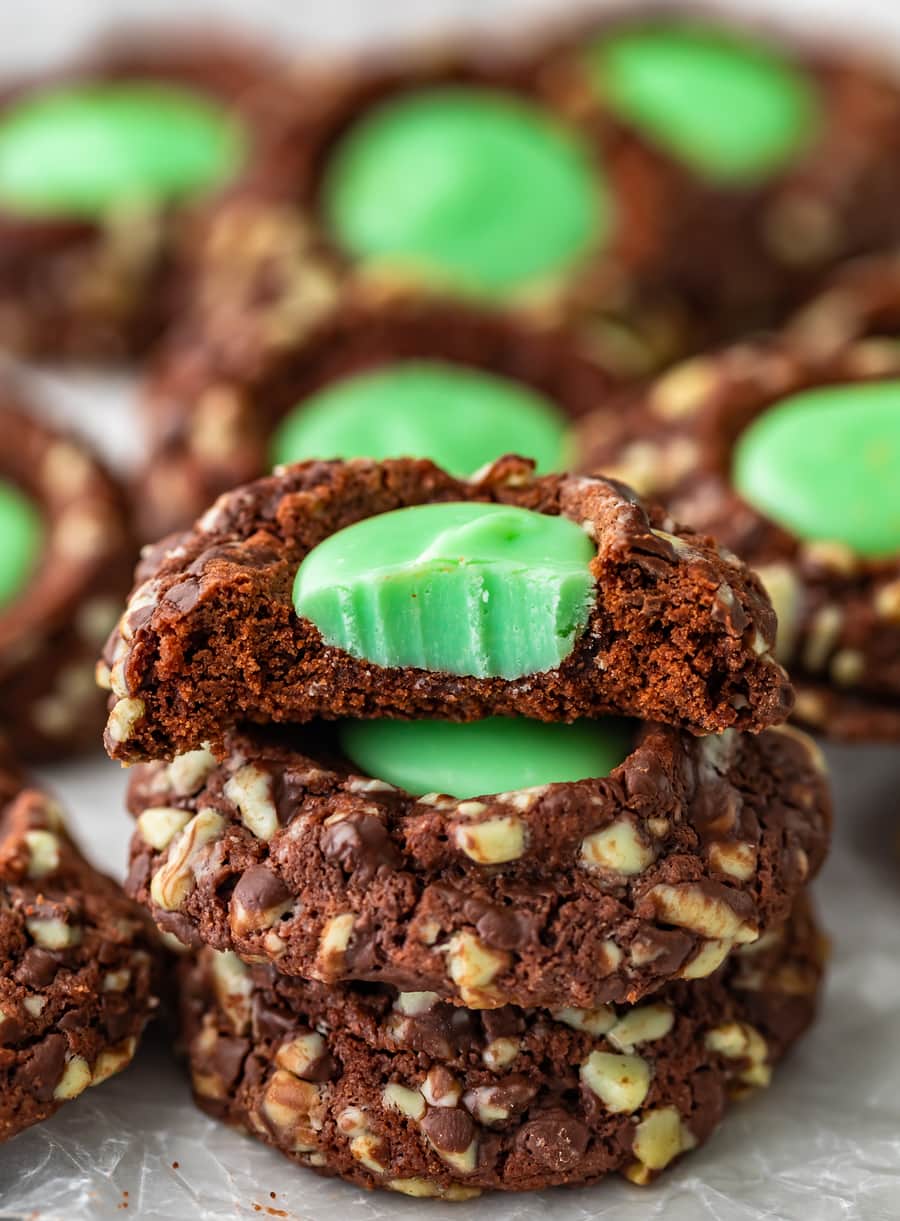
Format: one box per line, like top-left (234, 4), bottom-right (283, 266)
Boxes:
top-left (167, 745), bottom-right (217, 796)
top-left (316, 912), bottom-right (356, 976)
top-left (483, 1037), bottom-right (519, 1069)
top-left (25, 916), bottom-right (82, 950)
top-left (552, 1005), bottom-right (616, 1036)
top-left (53, 1056), bottom-right (92, 1100)
top-left (107, 697), bottom-right (146, 743)
top-left (276, 1033), bottom-right (327, 1079)
top-left (454, 815), bottom-right (525, 864)
top-left (137, 806), bottom-right (190, 851)
top-left (150, 808), bottom-right (224, 911)
top-left (580, 817), bottom-right (656, 875)
top-left (394, 992), bottom-right (439, 1016)
top-left (647, 883), bottom-right (758, 943)
top-left (445, 931), bottom-right (509, 1005)
top-left (630, 1106), bottom-right (687, 1172)
top-left (23, 830), bottom-right (59, 879)
top-left (421, 1068), bottom-right (462, 1109)
top-left (388, 1179), bottom-right (481, 1200)
top-left (209, 950), bottom-right (253, 1032)
top-left (91, 1037), bottom-right (137, 1086)
top-left (607, 1004), bottom-right (674, 1051)
top-left (680, 939), bottom-right (733, 980)
top-left (224, 764), bottom-right (278, 842)
top-left (262, 1070), bottom-right (324, 1151)
top-left (580, 1051), bottom-right (650, 1113)
top-left (382, 1083), bottom-right (426, 1120)
top-left (709, 841), bottom-right (758, 881)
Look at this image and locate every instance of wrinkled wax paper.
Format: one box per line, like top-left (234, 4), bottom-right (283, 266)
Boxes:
top-left (3, 0), bottom-right (900, 1207)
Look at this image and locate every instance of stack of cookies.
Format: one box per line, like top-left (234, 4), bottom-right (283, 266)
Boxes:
top-left (101, 456), bottom-right (831, 1198)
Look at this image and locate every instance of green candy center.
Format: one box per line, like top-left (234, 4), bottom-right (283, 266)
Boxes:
top-left (587, 22), bottom-right (818, 183)
top-left (0, 81), bottom-right (246, 219)
top-left (294, 501), bottom-right (595, 679)
top-left (0, 478), bottom-right (42, 607)
top-left (339, 716), bottom-right (632, 800)
top-left (322, 86), bottom-right (605, 295)
top-left (732, 380), bottom-right (900, 558)
top-left (270, 359), bottom-right (569, 477)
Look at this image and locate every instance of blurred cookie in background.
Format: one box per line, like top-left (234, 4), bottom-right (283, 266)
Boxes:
top-left (179, 12), bottom-right (900, 382)
top-left (0, 746), bottom-right (161, 1142)
top-left (134, 291), bottom-right (618, 539)
top-left (534, 11), bottom-right (900, 347)
top-left (0, 386), bottom-right (133, 757)
top-left (0, 30), bottom-right (293, 362)
top-left (576, 279), bottom-right (900, 740)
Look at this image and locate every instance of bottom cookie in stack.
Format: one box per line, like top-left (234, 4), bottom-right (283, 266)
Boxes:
top-left (179, 897), bottom-right (824, 1197)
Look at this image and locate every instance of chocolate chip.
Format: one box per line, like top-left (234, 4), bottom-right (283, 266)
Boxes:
top-left (15, 947), bottom-right (59, 988)
top-left (154, 908), bottom-right (204, 948)
top-left (515, 1109), bottom-right (590, 1170)
top-left (0, 1010), bottom-right (26, 1043)
top-left (102, 997), bottom-right (134, 1043)
top-left (232, 865), bottom-right (291, 914)
top-left (474, 906), bottom-right (537, 952)
top-left (14, 1032), bottom-right (67, 1101)
top-left (58, 1008), bottom-right (88, 1032)
top-left (251, 995), bottom-right (295, 1043)
top-left (125, 850), bottom-right (152, 897)
top-left (163, 578), bottom-right (201, 614)
top-left (402, 1007), bottom-right (476, 1059)
top-left (321, 814), bottom-right (400, 884)
top-left (420, 1106), bottom-right (475, 1154)
top-left (481, 1007), bottom-right (522, 1042)
top-left (490, 1075), bottom-right (537, 1114)
top-left (209, 1035), bottom-right (250, 1088)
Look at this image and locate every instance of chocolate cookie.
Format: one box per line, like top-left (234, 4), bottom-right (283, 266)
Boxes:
top-left (533, 12), bottom-right (900, 347)
top-left (99, 458), bottom-right (792, 763)
top-left (0, 754), bottom-right (161, 1141)
top-left (180, 895), bottom-right (824, 1195)
top-left (0, 32), bottom-right (292, 361)
top-left (0, 388), bottom-right (133, 759)
top-left (178, 13), bottom-right (900, 386)
top-left (174, 44), bottom-right (687, 383)
top-left (577, 325), bottom-right (900, 741)
top-left (135, 293), bottom-right (617, 540)
top-left (126, 718), bottom-right (829, 1009)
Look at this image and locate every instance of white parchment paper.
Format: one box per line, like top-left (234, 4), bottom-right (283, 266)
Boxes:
top-left (1, 3), bottom-right (900, 1216)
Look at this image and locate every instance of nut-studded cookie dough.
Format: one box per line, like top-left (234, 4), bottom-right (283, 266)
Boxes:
top-left (135, 292), bottom-right (618, 540)
top-left (0, 753), bottom-right (160, 1141)
top-left (0, 388), bottom-right (133, 759)
top-left (533, 12), bottom-right (900, 346)
top-left (100, 458), bottom-right (793, 763)
top-left (0, 32), bottom-right (291, 361)
top-left (577, 321), bottom-right (900, 740)
top-left (126, 718), bottom-right (829, 1010)
top-left (180, 895), bottom-right (824, 1195)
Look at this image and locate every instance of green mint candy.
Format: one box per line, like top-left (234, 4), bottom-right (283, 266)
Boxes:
top-left (0, 478), bottom-right (42, 607)
top-left (322, 86), bottom-right (605, 295)
top-left (0, 82), bottom-right (246, 219)
top-left (587, 22), bottom-right (818, 183)
top-left (270, 359), bottom-right (569, 477)
top-left (338, 716), bottom-right (632, 800)
top-left (294, 501), bottom-right (595, 679)
top-left (733, 380), bottom-right (900, 557)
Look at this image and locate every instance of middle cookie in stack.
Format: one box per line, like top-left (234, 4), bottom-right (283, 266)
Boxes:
top-left (103, 458), bottom-right (831, 1197)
